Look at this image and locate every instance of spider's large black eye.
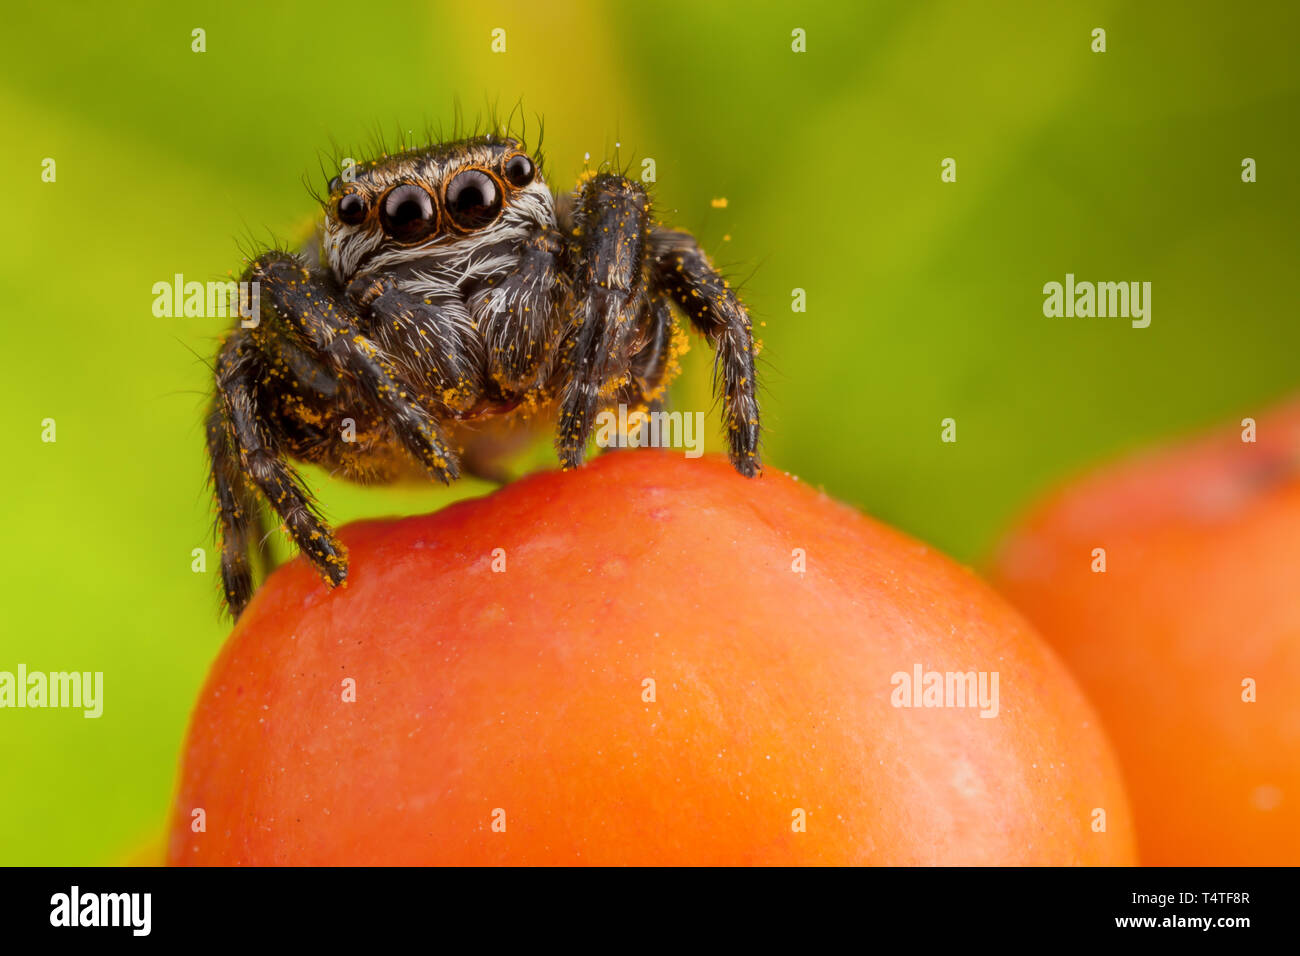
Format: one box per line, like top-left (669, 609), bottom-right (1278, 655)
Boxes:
top-left (503, 154), bottom-right (534, 188)
top-left (445, 169), bottom-right (502, 229)
top-left (337, 192), bottom-right (368, 226)
top-left (380, 184), bottom-right (438, 243)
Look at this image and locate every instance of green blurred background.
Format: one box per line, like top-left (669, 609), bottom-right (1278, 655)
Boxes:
top-left (1, 0), bottom-right (1297, 864)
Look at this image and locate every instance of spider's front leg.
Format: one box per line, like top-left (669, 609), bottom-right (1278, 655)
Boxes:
top-left (248, 252), bottom-right (462, 483)
top-left (209, 252), bottom-right (464, 617)
top-left (209, 329), bottom-right (346, 617)
top-left (649, 229), bottom-right (762, 476)
top-left (205, 399), bottom-right (269, 615)
top-left (555, 174), bottom-right (650, 468)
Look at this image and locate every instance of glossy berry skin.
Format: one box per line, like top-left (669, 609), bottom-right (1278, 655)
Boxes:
top-left (169, 451), bottom-right (1134, 866)
top-left (993, 401), bottom-right (1300, 864)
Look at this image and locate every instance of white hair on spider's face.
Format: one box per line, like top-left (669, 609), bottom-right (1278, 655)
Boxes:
top-left (321, 136), bottom-right (556, 290)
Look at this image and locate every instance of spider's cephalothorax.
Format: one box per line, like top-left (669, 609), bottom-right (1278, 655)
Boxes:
top-left (207, 134), bottom-right (761, 617)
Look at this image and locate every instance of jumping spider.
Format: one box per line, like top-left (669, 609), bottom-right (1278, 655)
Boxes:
top-left (207, 134), bottom-right (761, 618)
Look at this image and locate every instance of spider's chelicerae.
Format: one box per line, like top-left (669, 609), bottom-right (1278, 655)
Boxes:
top-left (207, 133), bottom-right (761, 618)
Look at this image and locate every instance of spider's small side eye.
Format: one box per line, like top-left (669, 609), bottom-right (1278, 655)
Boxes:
top-left (337, 192), bottom-right (369, 226)
top-left (445, 169), bottom-right (502, 230)
top-left (380, 184), bottom-right (438, 243)
top-left (503, 154), bottom-right (535, 188)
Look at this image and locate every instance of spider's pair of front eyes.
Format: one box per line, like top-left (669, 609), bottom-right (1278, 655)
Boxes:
top-left (336, 153), bottom-right (535, 244)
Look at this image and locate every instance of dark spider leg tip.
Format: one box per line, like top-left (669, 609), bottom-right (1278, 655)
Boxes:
top-left (310, 538), bottom-right (349, 588)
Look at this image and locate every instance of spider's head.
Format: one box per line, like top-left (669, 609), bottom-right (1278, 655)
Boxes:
top-left (322, 136), bottom-right (553, 284)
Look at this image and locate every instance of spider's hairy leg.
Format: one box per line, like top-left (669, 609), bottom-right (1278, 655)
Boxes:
top-left (205, 402), bottom-right (266, 616)
top-left (211, 330), bottom-right (348, 614)
top-left (649, 229), bottom-right (761, 476)
top-left (247, 252), bottom-right (462, 483)
top-left (468, 226), bottom-right (565, 392)
top-left (556, 173), bottom-right (650, 468)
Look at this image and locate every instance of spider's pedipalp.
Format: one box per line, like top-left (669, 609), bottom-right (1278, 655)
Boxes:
top-left (361, 278), bottom-right (484, 408)
top-left (469, 226), bottom-right (565, 392)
